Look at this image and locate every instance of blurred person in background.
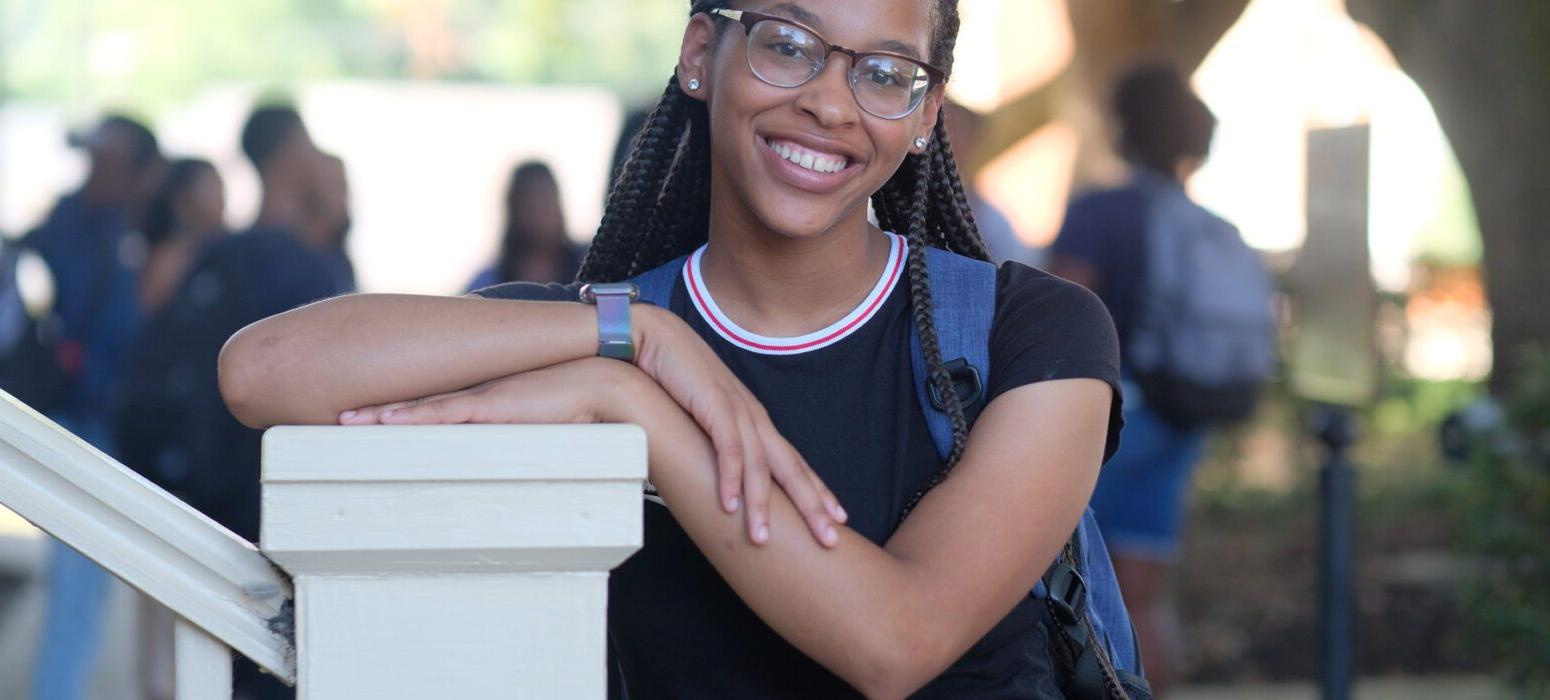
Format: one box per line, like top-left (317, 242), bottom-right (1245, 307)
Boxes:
top-left (305, 152), bottom-right (357, 292)
top-left (111, 156), bottom-right (227, 700)
top-left (467, 160), bottom-right (582, 289)
top-left (23, 113), bottom-right (164, 700)
top-left (1049, 63), bottom-right (1229, 696)
top-left (114, 103), bottom-right (349, 700)
top-left (135, 158), bottom-right (227, 314)
top-left (943, 101), bottom-right (1041, 268)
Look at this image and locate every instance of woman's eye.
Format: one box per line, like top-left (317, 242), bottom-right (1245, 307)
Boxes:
top-left (769, 41), bottom-right (808, 59)
top-left (866, 70), bottom-right (905, 88)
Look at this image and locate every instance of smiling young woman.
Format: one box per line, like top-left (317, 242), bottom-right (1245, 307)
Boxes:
top-left (218, 1), bottom-right (1131, 697)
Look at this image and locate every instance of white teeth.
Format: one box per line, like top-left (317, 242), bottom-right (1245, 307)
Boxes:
top-left (767, 138), bottom-right (848, 174)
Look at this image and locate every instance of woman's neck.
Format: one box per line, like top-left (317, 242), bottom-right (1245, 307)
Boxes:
top-left (697, 211), bottom-right (893, 338)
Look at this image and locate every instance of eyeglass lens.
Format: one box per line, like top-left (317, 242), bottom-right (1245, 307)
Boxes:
top-left (746, 19), bottom-right (931, 119)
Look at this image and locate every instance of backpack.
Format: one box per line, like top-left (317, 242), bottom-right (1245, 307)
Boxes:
top-left (0, 237), bottom-right (114, 415)
top-left (113, 243), bottom-right (264, 535)
top-left (1128, 176), bottom-right (1276, 429)
top-left (632, 248), bottom-right (1151, 699)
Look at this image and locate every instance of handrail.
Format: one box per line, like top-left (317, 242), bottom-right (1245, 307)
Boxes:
top-left (0, 392), bottom-right (295, 684)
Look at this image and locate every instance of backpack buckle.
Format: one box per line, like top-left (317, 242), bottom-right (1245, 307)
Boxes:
top-left (928, 358), bottom-right (984, 411)
top-left (1044, 559), bottom-right (1087, 627)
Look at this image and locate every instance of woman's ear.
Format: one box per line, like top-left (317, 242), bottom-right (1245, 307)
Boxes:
top-left (912, 87), bottom-right (947, 154)
top-left (677, 14), bottom-right (717, 102)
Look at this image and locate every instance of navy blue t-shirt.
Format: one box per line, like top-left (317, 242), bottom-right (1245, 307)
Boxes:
top-left (477, 243), bottom-right (1122, 698)
top-left (1049, 184), bottom-right (1151, 368)
top-left (117, 227), bottom-right (351, 542)
top-left (23, 192), bottom-right (143, 415)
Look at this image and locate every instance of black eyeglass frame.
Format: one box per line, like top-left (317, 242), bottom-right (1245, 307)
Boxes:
top-left (706, 8), bottom-right (947, 120)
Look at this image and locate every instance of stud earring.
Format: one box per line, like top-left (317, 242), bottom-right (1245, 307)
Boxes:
top-left (688, 78), bottom-right (701, 91)
top-left (914, 137), bottom-right (928, 150)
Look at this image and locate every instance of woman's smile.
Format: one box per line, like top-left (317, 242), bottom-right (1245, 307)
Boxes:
top-left (757, 132), bottom-right (866, 194)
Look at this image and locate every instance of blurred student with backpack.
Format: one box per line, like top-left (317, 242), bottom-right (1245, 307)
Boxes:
top-left (107, 157), bottom-right (228, 700)
top-left (1050, 63), bottom-right (1275, 695)
top-left (11, 114), bottom-right (165, 700)
top-left (116, 104), bottom-right (350, 699)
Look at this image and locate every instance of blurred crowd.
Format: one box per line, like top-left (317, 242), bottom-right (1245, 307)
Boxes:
top-left (0, 61), bottom-right (1256, 700)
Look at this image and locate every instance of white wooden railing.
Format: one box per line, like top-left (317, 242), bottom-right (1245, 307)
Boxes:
top-left (0, 391), bottom-right (646, 698)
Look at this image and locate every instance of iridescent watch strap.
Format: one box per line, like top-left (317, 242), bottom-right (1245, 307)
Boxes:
top-left (580, 283), bottom-right (637, 362)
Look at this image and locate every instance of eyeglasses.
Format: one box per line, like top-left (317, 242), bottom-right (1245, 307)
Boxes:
top-left (707, 8), bottom-right (945, 120)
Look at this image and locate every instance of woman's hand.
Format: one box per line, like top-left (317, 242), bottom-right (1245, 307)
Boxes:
top-left (631, 306), bottom-right (848, 546)
top-left (341, 350), bottom-right (847, 548)
top-left (340, 357), bottom-right (620, 426)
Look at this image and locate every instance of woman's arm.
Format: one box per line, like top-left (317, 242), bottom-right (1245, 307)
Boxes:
top-left (219, 294), bottom-right (612, 428)
top-left (383, 360), bottom-right (1110, 698)
top-left (219, 294), bottom-right (847, 547)
top-left (639, 377), bottom-right (1110, 697)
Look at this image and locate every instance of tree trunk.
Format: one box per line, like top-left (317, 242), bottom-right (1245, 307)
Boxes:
top-left (1346, 0), bottom-right (1550, 393)
top-left (971, 0), bottom-right (1252, 182)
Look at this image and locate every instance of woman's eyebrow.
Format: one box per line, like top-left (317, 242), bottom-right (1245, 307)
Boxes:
top-left (760, 2), bottom-right (928, 60)
top-left (764, 2), bottom-right (822, 26)
top-left (874, 40), bottom-right (925, 61)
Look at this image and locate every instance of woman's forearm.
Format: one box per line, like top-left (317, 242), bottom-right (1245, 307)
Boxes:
top-left (219, 294), bottom-right (659, 427)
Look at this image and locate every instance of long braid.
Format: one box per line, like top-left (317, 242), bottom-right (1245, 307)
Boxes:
top-left (927, 119), bottom-right (991, 259)
top-left (580, 76), bottom-right (697, 282)
top-left (653, 100), bottom-right (713, 266)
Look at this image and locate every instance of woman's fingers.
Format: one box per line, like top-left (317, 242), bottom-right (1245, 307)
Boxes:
top-left (703, 397), bottom-right (746, 514)
top-left (807, 465), bottom-right (848, 524)
top-left (340, 399), bottom-right (415, 424)
top-left (378, 394), bottom-right (479, 425)
top-left (764, 433), bottom-right (840, 548)
top-left (736, 407), bottom-right (772, 544)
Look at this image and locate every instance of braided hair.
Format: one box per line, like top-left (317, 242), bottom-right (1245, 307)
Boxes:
top-left (579, 0), bottom-right (990, 520)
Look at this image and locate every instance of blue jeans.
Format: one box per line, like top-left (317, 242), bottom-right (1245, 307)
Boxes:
top-left (1089, 382), bottom-right (1208, 561)
top-left (32, 412), bottom-right (114, 700)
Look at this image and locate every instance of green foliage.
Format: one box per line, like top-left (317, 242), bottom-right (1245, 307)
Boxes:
top-left (1456, 347), bottom-right (1550, 696)
top-left (0, 0), bottom-right (689, 112)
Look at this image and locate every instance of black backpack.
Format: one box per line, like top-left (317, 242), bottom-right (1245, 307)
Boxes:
top-left (114, 243), bottom-right (265, 536)
top-left (0, 237), bottom-right (115, 414)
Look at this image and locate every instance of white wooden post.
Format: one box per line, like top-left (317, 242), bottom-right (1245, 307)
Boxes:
top-left (174, 618), bottom-right (233, 700)
top-left (260, 424), bottom-right (646, 700)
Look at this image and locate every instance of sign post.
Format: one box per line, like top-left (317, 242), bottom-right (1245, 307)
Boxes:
top-left (1290, 125), bottom-right (1378, 700)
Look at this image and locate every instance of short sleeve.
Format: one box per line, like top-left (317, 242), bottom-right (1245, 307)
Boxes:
top-left (987, 262), bottom-right (1124, 462)
top-left (471, 281), bottom-right (585, 302)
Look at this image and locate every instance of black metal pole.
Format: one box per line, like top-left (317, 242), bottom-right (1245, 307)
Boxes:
top-left (1314, 404), bottom-right (1356, 700)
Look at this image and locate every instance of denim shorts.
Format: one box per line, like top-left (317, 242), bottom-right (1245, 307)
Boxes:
top-left (1089, 381), bottom-right (1207, 562)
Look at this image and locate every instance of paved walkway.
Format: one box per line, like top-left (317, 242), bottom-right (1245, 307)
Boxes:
top-left (1176, 675), bottom-right (1501, 700)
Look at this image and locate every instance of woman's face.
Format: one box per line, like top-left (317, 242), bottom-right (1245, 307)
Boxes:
top-left (177, 167), bottom-right (226, 238)
top-left (684, 0), bottom-right (943, 240)
top-left (509, 177), bottom-right (566, 239)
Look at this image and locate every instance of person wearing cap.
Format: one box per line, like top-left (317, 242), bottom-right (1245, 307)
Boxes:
top-left (23, 113), bottom-right (164, 700)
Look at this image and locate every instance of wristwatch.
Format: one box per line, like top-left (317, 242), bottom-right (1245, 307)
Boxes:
top-left (578, 282), bottom-right (640, 361)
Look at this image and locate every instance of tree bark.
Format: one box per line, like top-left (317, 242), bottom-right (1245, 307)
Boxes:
top-left (1347, 0), bottom-right (1550, 392)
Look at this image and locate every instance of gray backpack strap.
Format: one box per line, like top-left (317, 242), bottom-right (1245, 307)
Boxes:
top-left (629, 256), bottom-right (688, 308)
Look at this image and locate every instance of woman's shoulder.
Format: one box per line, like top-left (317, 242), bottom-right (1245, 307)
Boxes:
top-left (988, 261), bottom-right (1120, 393)
top-left (993, 261), bottom-right (1112, 326)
